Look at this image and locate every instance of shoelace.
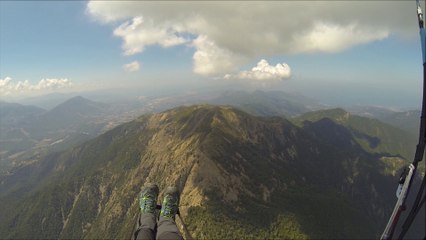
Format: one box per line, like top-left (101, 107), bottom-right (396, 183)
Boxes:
top-left (162, 196), bottom-right (178, 217)
top-left (141, 194), bottom-right (156, 213)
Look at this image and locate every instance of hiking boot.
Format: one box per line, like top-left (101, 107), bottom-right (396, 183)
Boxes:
top-left (160, 186), bottom-right (179, 220)
top-left (139, 183), bottom-right (159, 215)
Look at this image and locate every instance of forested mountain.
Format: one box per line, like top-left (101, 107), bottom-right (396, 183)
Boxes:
top-left (348, 105), bottom-right (420, 136)
top-left (0, 96), bottom-right (113, 174)
top-left (0, 102), bottom-right (47, 173)
top-left (1, 105), bottom-right (423, 239)
top-left (292, 108), bottom-right (417, 162)
top-left (209, 90), bottom-right (324, 117)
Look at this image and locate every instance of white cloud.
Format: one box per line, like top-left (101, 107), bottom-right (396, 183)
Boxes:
top-left (123, 61), bottom-right (141, 72)
top-left (86, 1), bottom-right (414, 76)
top-left (293, 22), bottom-right (389, 53)
top-left (192, 35), bottom-right (243, 76)
top-left (0, 77), bottom-right (13, 95)
top-left (224, 59), bottom-right (291, 81)
top-left (34, 78), bottom-right (72, 90)
top-left (113, 16), bottom-right (188, 55)
top-left (0, 77), bottom-right (12, 88)
top-left (0, 77), bottom-right (72, 95)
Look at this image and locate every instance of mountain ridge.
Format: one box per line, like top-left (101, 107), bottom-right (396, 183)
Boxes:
top-left (292, 108), bottom-right (416, 162)
top-left (0, 105), bottom-right (422, 239)
top-left (33, 96), bottom-right (109, 131)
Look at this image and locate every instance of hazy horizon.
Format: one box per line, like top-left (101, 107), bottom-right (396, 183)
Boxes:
top-left (1, 1), bottom-right (424, 109)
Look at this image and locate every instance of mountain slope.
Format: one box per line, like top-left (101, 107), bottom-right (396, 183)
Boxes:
top-left (1, 96), bottom-right (109, 147)
top-left (0, 101), bottom-right (46, 142)
top-left (0, 97), bottom-right (112, 174)
top-left (209, 90), bottom-right (323, 117)
top-left (0, 102), bottom-right (47, 171)
top-left (0, 101), bottom-right (46, 122)
top-left (348, 105), bottom-right (420, 135)
top-left (31, 96), bottom-right (109, 133)
top-left (0, 105), bottom-right (417, 239)
top-left (379, 110), bottom-right (420, 136)
top-left (292, 108), bottom-right (416, 162)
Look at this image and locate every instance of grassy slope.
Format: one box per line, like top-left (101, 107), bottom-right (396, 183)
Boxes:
top-left (0, 106), bottom-right (404, 239)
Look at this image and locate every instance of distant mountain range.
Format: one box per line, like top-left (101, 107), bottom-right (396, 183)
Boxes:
top-left (1, 105), bottom-right (423, 239)
top-left (1, 92), bottom-right (420, 171)
top-left (0, 101), bottom-right (46, 148)
top-left (0, 90), bottom-right (326, 170)
top-left (292, 108), bottom-right (417, 162)
top-left (1, 96), bottom-right (108, 137)
top-left (0, 97), bottom-right (113, 174)
top-left (29, 96), bottom-right (109, 134)
top-left (348, 105), bottom-right (421, 136)
top-left (208, 90), bottom-right (324, 117)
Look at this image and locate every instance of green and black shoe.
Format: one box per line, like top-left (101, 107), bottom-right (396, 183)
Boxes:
top-left (139, 183), bottom-right (159, 215)
top-left (160, 186), bottom-right (179, 220)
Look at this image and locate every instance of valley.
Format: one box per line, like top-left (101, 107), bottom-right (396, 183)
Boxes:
top-left (0, 94), bottom-right (424, 239)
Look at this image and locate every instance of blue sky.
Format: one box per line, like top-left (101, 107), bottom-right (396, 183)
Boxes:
top-left (0, 1), bottom-right (424, 108)
top-left (1, 2), bottom-right (137, 88)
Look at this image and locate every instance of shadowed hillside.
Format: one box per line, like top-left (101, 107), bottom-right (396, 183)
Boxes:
top-left (292, 108), bottom-right (417, 162)
top-left (0, 105), bottom-right (422, 239)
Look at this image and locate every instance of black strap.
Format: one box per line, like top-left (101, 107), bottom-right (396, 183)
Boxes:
top-left (395, 3), bottom-right (426, 237)
top-left (382, 1), bottom-right (426, 239)
top-left (398, 174), bottom-right (426, 239)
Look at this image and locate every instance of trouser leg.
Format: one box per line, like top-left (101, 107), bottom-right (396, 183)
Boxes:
top-left (156, 216), bottom-right (183, 240)
top-left (135, 213), bottom-right (157, 240)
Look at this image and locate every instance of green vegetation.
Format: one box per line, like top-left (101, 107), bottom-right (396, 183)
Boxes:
top-left (185, 186), bottom-right (375, 239)
top-left (0, 105), bottom-right (422, 239)
top-left (292, 108), bottom-right (417, 161)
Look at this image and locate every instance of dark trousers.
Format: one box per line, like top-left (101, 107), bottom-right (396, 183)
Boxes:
top-left (135, 213), bottom-right (183, 240)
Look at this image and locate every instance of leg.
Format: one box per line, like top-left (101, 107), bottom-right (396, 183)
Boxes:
top-left (156, 187), bottom-right (183, 240)
top-left (135, 213), bottom-right (157, 240)
top-left (133, 183), bottom-right (159, 240)
top-left (156, 216), bottom-right (183, 240)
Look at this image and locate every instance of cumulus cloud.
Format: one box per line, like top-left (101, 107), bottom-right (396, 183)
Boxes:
top-left (294, 22), bottom-right (389, 53)
top-left (34, 78), bottom-right (72, 90)
top-left (0, 77), bottom-right (72, 95)
top-left (224, 59), bottom-right (291, 81)
top-left (123, 61), bottom-right (141, 72)
top-left (113, 16), bottom-right (187, 55)
top-left (192, 35), bottom-right (244, 76)
top-left (0, 77), bottom-right (12, 88)
top-left (86, 1), bottom-right (414, 76)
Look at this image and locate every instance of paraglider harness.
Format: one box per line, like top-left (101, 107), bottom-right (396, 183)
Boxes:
top-left (381, 0), bottom-right (426, 239)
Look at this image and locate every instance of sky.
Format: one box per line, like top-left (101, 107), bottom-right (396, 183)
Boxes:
top-left (0, 1), bottom-right (424, 108)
